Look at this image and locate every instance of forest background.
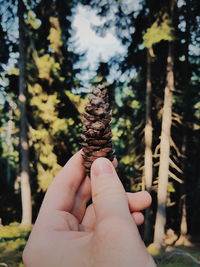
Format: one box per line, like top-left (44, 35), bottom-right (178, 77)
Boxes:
top-left (0, 0), bottom-right (200, 266)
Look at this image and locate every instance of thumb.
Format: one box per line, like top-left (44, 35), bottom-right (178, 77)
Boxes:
top-left (91, 158), bottom-right (131, 224)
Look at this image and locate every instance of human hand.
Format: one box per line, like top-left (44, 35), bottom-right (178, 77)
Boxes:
top-left (23, 151), bottom-right (156, 267)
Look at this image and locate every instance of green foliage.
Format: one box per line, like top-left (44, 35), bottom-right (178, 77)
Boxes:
top-left (27, 80), bottom-right (84, 191)
top-left (167, 182), bottom-right (175, 193)
top-left (0, 223), bottom-right (31, 266)
top-left (0, 222), bottom-right (31, 240)
top-left (25, 10), bottom-right (41, 30)
top-left (34, 54), bottom-right (61, 83)
top-left (112, 84), bottom-right (142, 187)
top-left (148, 245), bottom-right (200, 267)
top-left (28, 83), bottom-right (66, 191)
top-left (158, 256), bottom-right (200, 267)
top-left (0, 94), bottom-right (20, 191)
top-left (143, 15), bottom-right (174, 48)
top-left (24, 1), bottom-right (83, 193)
top-left (48, 17), bottom-right (63, 54)
top-left (65, 91), bottom-right (87, 114)
top-left (7, 68), bottom-right (19, 76)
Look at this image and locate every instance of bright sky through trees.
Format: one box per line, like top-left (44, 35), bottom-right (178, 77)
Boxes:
top-left (73, 5), bottom-right (125, 63)
top-left (73, 4), bottom-right (126, 87)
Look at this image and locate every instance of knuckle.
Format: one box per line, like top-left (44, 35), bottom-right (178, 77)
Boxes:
top-left (93, 182), bottom-right (124, 202)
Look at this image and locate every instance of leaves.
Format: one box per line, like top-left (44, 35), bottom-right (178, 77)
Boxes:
top-left (143, 15), bottom-right (175, 49)
top-left (48, 17), bottom-right (63, 54)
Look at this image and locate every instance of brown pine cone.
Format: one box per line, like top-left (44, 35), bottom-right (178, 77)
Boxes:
top-left (81, 85), bottom-right (114, 177)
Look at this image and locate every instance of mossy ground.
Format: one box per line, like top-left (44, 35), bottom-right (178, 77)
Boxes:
top-left (0, 223), bottom-right (31, 267)
top-left (149, 244), bottom-right (200, 267)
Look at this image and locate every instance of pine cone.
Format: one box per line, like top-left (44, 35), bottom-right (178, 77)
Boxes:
top-left (81, 85), bottom-right (114, 177)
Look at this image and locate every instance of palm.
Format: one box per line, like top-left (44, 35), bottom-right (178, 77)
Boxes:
top-left (23, 151), bottom-right (154, 267)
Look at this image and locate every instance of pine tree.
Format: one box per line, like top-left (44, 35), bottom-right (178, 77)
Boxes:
top-left (153, 0), bottom-right (176, 248)
top-left (18, 0), bottom-right (32, 225)
top-left (26, 0), bottom-right (83, 192)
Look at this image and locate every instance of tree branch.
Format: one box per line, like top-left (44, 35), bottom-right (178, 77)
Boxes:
top-left (170, 137), bottom-right (181, 157)
top-left (169, 171), bottom-right (183, 184)
top-left (169, 158), bottom-right (183, 173)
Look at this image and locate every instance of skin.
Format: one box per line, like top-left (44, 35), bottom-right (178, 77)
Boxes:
top-left (23, 151), bottom-right (156, 267)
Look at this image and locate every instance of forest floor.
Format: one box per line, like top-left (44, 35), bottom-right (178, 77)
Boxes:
top-left (156, 245), bottom-right (200, 266)
top-left (0, 223), bottom-right (31, 267)
top-left (152, 239), bottom-right (200, 266)
top-left (0, 223), bottom-right (200, 267)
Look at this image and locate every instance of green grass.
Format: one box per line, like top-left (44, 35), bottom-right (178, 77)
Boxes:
top-left (148, 243), bottom-right (200, 267)
top-left (156, 247), bottom-right (200, 267)
top-left (0, 223), bottom-right (31, 267)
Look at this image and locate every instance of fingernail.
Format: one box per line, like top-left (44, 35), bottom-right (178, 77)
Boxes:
top-left (92, 158), bottom-right (113, 177)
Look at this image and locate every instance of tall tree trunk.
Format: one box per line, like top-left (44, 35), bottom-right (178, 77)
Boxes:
top-left (153, 42), bottom-right (174, 248)
top-left (18, 0), bottom-right (32, 225)
top-left (144, 48), bottom-right (153, 243)
top-left (153, 1), bottom-right (176, 247)
top-left (6, 107), bottom-right (12, 186)
top-left (144, 49), bottom-right (153, 190)
top-left (177, 1), bottom-right (191, 243)
top-left (176, 138), bottom-right (188, 245)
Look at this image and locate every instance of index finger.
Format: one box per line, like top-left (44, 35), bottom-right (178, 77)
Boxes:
top-left (39, 150), bottom-right (86, 215)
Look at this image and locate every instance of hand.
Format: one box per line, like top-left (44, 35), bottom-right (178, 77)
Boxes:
top-left (23, 151), bottom-right (156, 267)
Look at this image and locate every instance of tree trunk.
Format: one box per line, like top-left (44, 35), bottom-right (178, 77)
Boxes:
top-left (175, 135), bottom-right (188, 245)
top-left (144, 48), bottom-right (153, 243)
top-left (18, 0), bottom-right (32, 226)
top-left (177, 1), bottom-right (190, 242)
top-left (6, 108), bottom-right (12, 186)
top-left (153, 42), bottom-right (174, 248)
top-left (144, 49), bottom-right (153, 190)
top-left (179, 194), bottom-right (187, 236)
top-left (153, 0), bottom-right (176, 245)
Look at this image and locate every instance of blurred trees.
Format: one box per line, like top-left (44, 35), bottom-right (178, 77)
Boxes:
top-left (0, 0), bottom-right (199, 250)
top-left (80, 0), bottom-right (200, 247)
top-left (153, 0), bottom-right (176, 248)
top-left (0, 0), bottom-right (84, 224)
top-left (18, 0), bottom-right (32, 226)
top-left (26, 0), bottom-right (82, 194)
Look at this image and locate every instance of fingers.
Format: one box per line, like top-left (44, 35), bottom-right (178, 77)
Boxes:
top-left (81, 192), bottom-right (150, 229)
top-left (81, 204), bottom-right (96, 231)
top-left (39, 150), bottom-right (85, 216)
top-left (112, 157), bottom-right (118, 168)
top-left (128, 191), bottom-right (152, 212)
top-left (81, 205), bottom-right (145, 231)
top-left (70, 157), bottom-right (117, 222)
top-left (90, 158), bottom-right (131, 224)
top-left (71, 176), bottom-right (91, 222)
top-left (132, 212), bottom-right (144, 226)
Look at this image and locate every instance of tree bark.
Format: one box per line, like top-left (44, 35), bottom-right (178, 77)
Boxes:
top-left (144, 48), bottom-right (153, 243)
top-left (18, 0), bottom-right (32, 226)
top-left (153, 0), bottom-right (176, 246)
top-left (177, 1), bottom-right (191, 242)
top-left (6, 107), bottom-right (12, 186)
top-left (153, 42), bottom-right (174, 248)
top-left (144, 49), bottom-right (153, 190)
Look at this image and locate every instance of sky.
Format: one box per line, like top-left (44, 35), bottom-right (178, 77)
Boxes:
top-left (1, 3), bottom-right (125, 101)
top-left (73, 5), bottom-right (125, 62)
top-left (72, 4), bottom-right (126, 88)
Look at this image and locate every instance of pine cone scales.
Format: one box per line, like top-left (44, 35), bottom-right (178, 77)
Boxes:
top-left (81, 85), bottom-right (114, 176)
